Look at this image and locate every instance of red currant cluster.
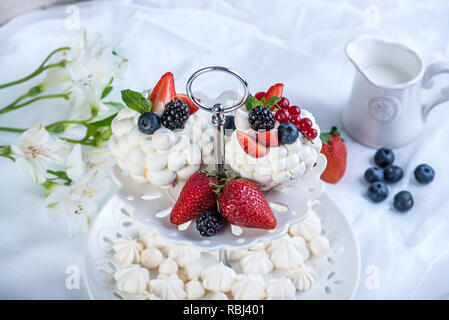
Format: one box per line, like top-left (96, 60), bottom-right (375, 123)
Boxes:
top-left (257, 93), bottom-right (317, 140)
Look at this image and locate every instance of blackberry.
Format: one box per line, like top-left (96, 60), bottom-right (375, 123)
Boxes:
top-left (196, 208), bottom-right (226, 237)
top-left (161, 99), bottom-right (190, 130)
top-left (248, 105), bottom-right (275, 131)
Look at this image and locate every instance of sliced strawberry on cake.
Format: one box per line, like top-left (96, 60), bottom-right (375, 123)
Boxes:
top-left (149, 72), bottom-right (176, 114)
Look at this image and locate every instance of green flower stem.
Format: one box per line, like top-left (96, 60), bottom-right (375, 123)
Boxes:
top-left (0, 145), bottom-right (14, 161)
top-left (0, 92), bottom-right (70, 115)
top-left (0, 47), bottom-right (70, 90)
top-left (0, 127), bottom-right (25, 133)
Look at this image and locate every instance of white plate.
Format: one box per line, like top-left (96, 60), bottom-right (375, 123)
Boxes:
top-left (83, 193), bottom-right (360, 300)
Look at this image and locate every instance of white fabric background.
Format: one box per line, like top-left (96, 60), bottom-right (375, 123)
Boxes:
top-left (0, 0), bottom-right (448, 299)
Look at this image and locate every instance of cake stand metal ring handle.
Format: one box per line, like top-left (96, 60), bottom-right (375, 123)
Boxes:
top-left (186, 66), bottom-right (249, 113)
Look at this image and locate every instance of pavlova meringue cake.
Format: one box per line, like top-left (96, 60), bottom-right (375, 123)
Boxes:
top-left (225, 83), bottom-right (322, 190)
top-left (109, 72), bottom-right (214, 188)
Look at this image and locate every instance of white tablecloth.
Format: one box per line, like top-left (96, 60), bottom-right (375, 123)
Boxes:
top-left (1, 0), bottom-right (449, 299)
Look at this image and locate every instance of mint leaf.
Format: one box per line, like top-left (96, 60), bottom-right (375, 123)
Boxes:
top-left (265, 96), bottom-right (282, 109)
top-left (245, 94), bottom-right (264, 111)
top-left (121, 89), bottom-right (152, 113)
top-left (101, 86), bottom-right (113, 99)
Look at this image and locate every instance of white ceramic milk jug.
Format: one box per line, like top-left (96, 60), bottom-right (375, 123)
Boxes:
top-left (342, 34), bottom-right (449, 148)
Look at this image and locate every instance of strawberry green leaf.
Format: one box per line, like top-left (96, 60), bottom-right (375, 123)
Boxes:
top-left (121, 89), bottom-right (152, 114)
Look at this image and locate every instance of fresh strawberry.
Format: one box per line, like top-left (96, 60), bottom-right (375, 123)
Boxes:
top-left (149, 72), bottom-right (176, 114)
top-left (320, 126), bottom-right (347, 184)
top-left (265, 83), bottom-right (284, 110)
top-left (170, 172), bottom-right (218, 225)
top-left (218, 178), bottom-right (276, 229)
top-left (236, 130), bottom-right (268, 158)
top-left (175, 93), bottom-right (199, 115)
top-left (256, 130), bottom-right (279, 147)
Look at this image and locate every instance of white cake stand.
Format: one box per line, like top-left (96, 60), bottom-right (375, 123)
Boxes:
top-left (83, 192), bottom-right (360, 300)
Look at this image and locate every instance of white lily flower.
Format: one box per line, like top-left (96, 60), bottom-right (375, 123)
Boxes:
top-left (46, 169), bottom-right (111, 237)
top-left (65, 144), bottom-right (114, 181)
top-left (11, 125), bottom-right (68, 184)
top-left (37, 67), bottom-right (71, 92)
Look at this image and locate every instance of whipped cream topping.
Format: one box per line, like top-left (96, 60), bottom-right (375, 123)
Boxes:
top-left (109, 108), bottom-right (214, 187)
top-left (225, 108), bottom-right (322, 190)
top-left (114, 264), bottom-right (149, 295)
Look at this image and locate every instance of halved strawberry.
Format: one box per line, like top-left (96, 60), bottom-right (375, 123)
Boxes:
top-left (256, 130), bottom-right (279, 147)
top-left (149, 72), bottom-right (176, 114)
top-left (265, 83), bottom-right (283, 105)
top-left (175, 93), bottom-right (199, 115)
top-left (236, 130), bottom-right (267, 158)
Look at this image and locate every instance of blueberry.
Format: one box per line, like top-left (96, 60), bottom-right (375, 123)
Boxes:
top-left (278, 122), bottom-right (299, 145)
top-left (374, 148), bottom-right (395, 168)
top-left (414, 164), bottom-right (434, 184)
top-left (384, 165), bottom-right (403, 183)
top-left (364, 167), bottom-right (384, 183)
top-left (138, 112), bottom-right (161, 135)
top-left (224, 115), bottom-right (236, 135)
top-left (367, 181), bottom-right (388, 203)
top-left (393, 191), bottom-right (414, 212)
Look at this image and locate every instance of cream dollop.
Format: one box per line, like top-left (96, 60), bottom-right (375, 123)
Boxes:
top-left (231, 274), bottom-right (266, 300)
top-left (179, 261), bottom-right (203, 282)
top-left (138, 229), bottom-right (165, 249)
top-left (149, 274), bottom-right (186, 300)
top-left (113, 238), bottom-right (144, 265)
top-left (266, 277), bottom-right (296, 300)
top-left (201, 262), bottom-right (236, 292)
top-left (114, 264), bottom-right (149, 295)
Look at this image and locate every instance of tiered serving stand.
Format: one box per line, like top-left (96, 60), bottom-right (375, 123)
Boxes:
top-left (83, 67), bottom-right (360, 299)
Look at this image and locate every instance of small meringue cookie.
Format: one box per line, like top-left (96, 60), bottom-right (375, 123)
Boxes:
top-left (267, 236), bottom-right (309, 269)
top-left (249, 242), bottom-right (267, 251)
top-left (240, 251), bottom-right (273, 275)
top-left (168, 246), bottom-right (201, 267)
top-left (288, 210), bottom-right (322, 242)
top-left (179, 261), bottom-right (202, 282)
top-left (185, 279), bottom-right (205, 300)
top-left (138, 229), bottom-right (165, 249)
top-left (113, 238), bottom-right (144, 265)
top-left (309, 235), bottom-right (330, 257)
top-left (201, 262), bottom-right (236, 293)
top-left (208, 292), bottom-right (229, 300)
top-left (149, 274), bottom-right (186, 300)
top-left (114, 264), bottom-right (149, 295)
top-left (287, 265), bottom-right (317, 292)
top-left (226, 250), bottom-right (248, 261)
top-left (140, 247), bottom-right (163, 269)
top-left (266, 277), bottom-right (296, 300)
top-left (158, 258), bottom-right (178, 275)
top-left (231, 274), bottom-right (266, 300)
